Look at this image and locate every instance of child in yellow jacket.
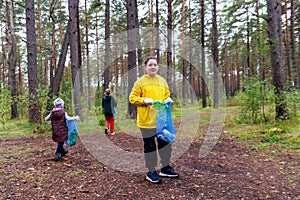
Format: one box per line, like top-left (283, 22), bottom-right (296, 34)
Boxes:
top-left (129, 56), bottom-right (179, 184)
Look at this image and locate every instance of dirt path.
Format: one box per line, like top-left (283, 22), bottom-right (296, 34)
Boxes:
top-left (0, 133), bottom-right (299, 200)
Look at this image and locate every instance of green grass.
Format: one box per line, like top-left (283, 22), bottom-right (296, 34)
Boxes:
top-left (225, 107), bottom-right (300, 154)
top-left (69, 169), bottom-right (84, 177)
top-left (0, 118), bottom-right (51, 138)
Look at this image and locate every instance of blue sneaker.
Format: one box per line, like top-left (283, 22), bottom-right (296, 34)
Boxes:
top-left (146, 171), bottom-right (162, 183)
top-left (159, 166), bottom-right (179, 178)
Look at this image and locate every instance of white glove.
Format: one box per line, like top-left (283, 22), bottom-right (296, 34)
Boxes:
top-left (164, 97), bottom-right (173, 104)
top-left (144, 98), bottom-right (153, 105)
top-left (74, 116), bottom-right (80, 121)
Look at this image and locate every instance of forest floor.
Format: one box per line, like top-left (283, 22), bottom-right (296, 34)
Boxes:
top-left (0, 132), bottom-right (299, 200)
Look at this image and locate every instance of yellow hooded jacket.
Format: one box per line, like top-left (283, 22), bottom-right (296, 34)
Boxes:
top-left (129, 74), bottom-right (170, 128)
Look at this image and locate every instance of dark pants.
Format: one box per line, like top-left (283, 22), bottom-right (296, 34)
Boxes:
top-left (140, 128), bottom-right (172, 171)
top-left (55, 142), bottom-right (64, 154)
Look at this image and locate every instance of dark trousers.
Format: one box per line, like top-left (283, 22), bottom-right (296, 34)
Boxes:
top-left (140, 128), bottom-right (172, 171)
top-left (55, 142), bottom-right (64, 154)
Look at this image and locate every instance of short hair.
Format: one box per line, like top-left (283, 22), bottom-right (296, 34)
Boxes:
top-left (144, 56), bottom-right (159, 66)
top-left (104, 88), bottom-right (111, 95)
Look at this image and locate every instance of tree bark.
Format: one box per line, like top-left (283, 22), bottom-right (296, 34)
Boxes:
top-left (26, 0), bottom-right (41, 123)
top-left (266, 0), bottom-right (289, 120)
top-left (155, 0), bottom-right (160, 61)
top-left (126, 0), bottom-right (138, 119)
top-left (51, 21), bottom-right (70, 99)
top-left (212, 0), bottom-right (219, 108)
top-left (289, 0), bottom-right (298, 88)
top-left (103, 0), bottom-right (110, 92)
top-left (85, 0), bottom-right (91, 110)
top-left (283, 0), bottom-right (291, 81)
top-left (68, 0), bottom-right (82, 118)
top-left (201, 0), bottom-right (206, 107)
top-left (6, 0), bottom-right (18, 119)
top-left (166, 0), bottom-right (173, 96)
top-left (181, 0), bottom-right (186, 99)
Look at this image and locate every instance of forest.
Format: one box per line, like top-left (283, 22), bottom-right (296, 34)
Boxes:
top-left (0, 0), bottom-right (299, 123)
top-left (0, 0), bottom-right (299, 199)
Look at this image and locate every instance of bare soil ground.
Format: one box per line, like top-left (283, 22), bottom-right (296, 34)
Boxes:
top-left (0, 132), bottom-right (299, 200)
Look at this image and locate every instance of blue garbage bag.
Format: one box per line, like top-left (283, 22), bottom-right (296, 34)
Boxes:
top-left (65, 119), bottom-right (78, 147)
top-left (153, 101), bottom-right (176, 143)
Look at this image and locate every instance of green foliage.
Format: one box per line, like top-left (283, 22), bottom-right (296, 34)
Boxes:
top-left (17, 93), bottom-right (29, 119)
top-left (38, 85), bottom-right (51, 120)
top-left (285, 87), bottom-right (300, 117)
top-left (234, 78), bottom-right (275, 124)
top-left (94, 85), bottom-right (103, 125)
top-left (0, 87), bottom-right (11, 128)
top-left (59, 79), bottom-right (73, 115)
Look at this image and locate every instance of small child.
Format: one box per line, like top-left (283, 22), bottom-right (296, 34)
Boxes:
top-left (45, 98), bottom-right (80, 161)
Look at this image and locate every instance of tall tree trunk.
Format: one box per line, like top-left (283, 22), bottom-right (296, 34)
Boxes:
top-left (95, 13), bottom-right (100, 87)
top-left (188, 0), bottom-right (193, 102)
top-left (167, 0), bottom-right (173, 96)
top-left (113, 34), bottom-right (119, 93)
top-left (68, 0), bottom-right (82, 118)
top-left (103, 0), bottom-right (110, 92)
top-left (201, 0), bottom-right (206, 107)
top-left (37, 1), bottom-right (43, 85)
top-left (148, 0), bottom-right (154, 56)
top-left (126, 0), bottom-right (138, 119)
top-left (155, 0), bottom-right (160, 61)
top-left (289, 0), bottom-right (298, 88)
top-left (266, 0), bottom-right (288, 120)
top-left (6, 0), bottom-right (18, 119)
top-left (256, 0), bottom-right (262, 81)
top-left (26, 0), bottom-right (41, 123)
top-left (223, 41), bottom-right (229, 97)
top-left (212, 0), bottom-right (219, 108)
top-left (84, 0), bottom-right (91, 110)
top-left (261, 34), bottom-right (266, 81)
top-left (49, 21), bottom-right (70, 105)
top-left (181, 0), bottom-right (186, 99)
top-left (50, 1), bottom-right (57, 98)
top-left (284, 0), bottom-right (291, 81)
top-left (235, 39), bottom-right (240, 91)
top-left (18, 50), bottom-right (23, 95)
top-left (135, 2), bottom-right (143, 77)
top-left (298, 33), bottom-right (300, 89)
top-left (54, 25), bottom-right (69, 97)
top-left (0, 12), bottom-right (4, 87)
top-left (59, 0), bottom-right (64, 43)
top-left (246, 7), bottom-right (252, 76)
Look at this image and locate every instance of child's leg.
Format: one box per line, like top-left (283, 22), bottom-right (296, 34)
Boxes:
top-left (109, 116), bottom-right (115, 133)
top-left (55, 142), bottom-right (64, 154)
top-left (54, 142), bottom-right (64, 161)
top-left (140, 128), bottom-right (157, 171)
top-left (105, 116), bottom-right (110, 129)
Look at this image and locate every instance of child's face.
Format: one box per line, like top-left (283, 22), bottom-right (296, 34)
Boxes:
top-left (145, 59), bottom-right (159, 77)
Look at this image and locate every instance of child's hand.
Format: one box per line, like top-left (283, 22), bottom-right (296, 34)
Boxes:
top-left (164, 97), bottom-right (173, 104)
top-left (74, 116), bottom-right (80, 121)
top-left (144, 98), bottom-right (153, 105)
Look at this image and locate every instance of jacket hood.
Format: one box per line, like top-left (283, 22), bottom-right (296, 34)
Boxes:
top-left (51, 108), bottom-right (65, 120)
